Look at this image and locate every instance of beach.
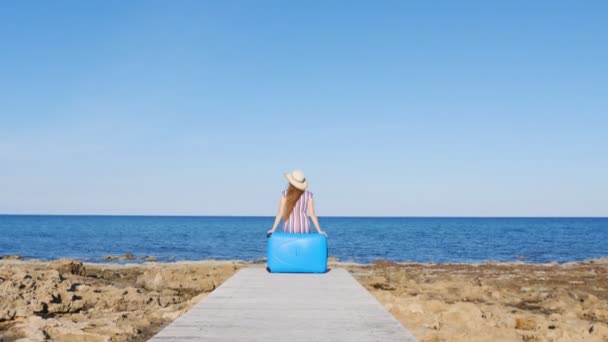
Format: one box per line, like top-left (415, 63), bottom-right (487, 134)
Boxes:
top-left (0, 259), bottom-right (241, 342)
top-left (1, 258), bottom-right (607, 341)
top-left (353, 259), bottom-right (608, 341)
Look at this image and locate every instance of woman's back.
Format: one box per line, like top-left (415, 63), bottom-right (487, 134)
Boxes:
top-left (268, 170), bottom-right (326, 237)
top-left (282, 190), bottom-right (313, 233)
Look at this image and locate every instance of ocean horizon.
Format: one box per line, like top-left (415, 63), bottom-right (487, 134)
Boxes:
top-left (1, 215), bottom-right (607, 264)
top-left (2, 214), bottom-right (608, 218)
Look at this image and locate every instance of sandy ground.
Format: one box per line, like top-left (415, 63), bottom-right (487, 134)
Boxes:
top-left (1, 258), bottom-right (607, 341)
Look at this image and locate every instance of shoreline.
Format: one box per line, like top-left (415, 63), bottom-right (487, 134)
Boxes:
top-left (1, 258), bottom-right (607, 341)
top-left (3, 254), bottom-right (608, 266)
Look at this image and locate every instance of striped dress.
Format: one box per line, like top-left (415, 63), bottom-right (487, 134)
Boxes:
top-left (282, 190), bottom-right (313, 234)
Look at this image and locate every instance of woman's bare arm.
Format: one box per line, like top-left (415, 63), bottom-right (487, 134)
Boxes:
top-left (308, 198), bottom-right (327, 236)
top-left (268, 195), bottom-right (285, 235)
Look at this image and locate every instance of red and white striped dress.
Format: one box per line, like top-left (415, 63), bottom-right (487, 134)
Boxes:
top-left (282, 190), bottom-right (313, 234)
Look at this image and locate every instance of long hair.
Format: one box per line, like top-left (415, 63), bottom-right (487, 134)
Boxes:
top-left (282, 184), bottom-right (304, 221)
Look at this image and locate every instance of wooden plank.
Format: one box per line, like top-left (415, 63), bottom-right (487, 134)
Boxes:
top-left (149, 268), bottom-right (417, 341)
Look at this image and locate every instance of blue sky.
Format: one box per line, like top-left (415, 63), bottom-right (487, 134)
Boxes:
top-left (1, 1), bottom-right (606, 216)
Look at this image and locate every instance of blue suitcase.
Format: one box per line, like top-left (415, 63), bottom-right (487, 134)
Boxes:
top-left (266, 232), bottom-right (328, 273)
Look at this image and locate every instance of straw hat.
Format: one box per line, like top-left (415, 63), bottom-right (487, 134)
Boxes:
top-left (284, 170), bottom-right (309, 190)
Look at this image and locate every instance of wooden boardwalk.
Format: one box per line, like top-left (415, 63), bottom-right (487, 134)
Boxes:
top-left (149, 267), bottom-right (417, 341)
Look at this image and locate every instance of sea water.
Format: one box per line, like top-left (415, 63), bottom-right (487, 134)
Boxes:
top-left (0, 215), bottom-right (606, 264)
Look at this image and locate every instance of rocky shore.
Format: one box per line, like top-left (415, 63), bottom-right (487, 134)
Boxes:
top-left (0, 259), bottom-right (241, 342)
top-left (352, 259), bottom-right (608, 341)
top-left (1, 258), bottom-right (607, 341)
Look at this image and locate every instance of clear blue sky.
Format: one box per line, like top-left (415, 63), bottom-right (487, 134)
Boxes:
top-left (1, 1), bottom-right (606, 216)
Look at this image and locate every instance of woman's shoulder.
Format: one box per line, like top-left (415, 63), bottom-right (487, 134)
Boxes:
top-left (305, 190), bottom-right (313, 198)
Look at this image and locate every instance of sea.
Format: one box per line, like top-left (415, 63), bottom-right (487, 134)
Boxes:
top-left (0, 215), bottom-right (606, 264)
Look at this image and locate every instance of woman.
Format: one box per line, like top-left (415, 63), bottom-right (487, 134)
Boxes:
top-left (267, 170), bottom-right (327, 237)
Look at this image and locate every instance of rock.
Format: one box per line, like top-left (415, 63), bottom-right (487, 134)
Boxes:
top-left (548, 313), bottom-right (562, 321)
top-left (103, 253), bottom-right (136, 261)
top-left (568, 280), bottom-right (585, 285)
top-left (159, 294), bottom-right (179, 307)
top-left (253, 258), bottom-right (267, 264)
top-left (48, 259), bottom-right (86, 276)
top-left (515, 317), bottom-right (536, 330)
top-left (0, 260), bottom-right (239, 342)
top-left (0, 255), bottom-right (22, 260)
top-left (369, 275), bottom-right (387, 284)
top-left (50, 332), bottom-right (108, 342)
top-left (588, 309), bottom-right (608, 322)
top-left (586, 258), bottom-right (608, 264)
top-left (440, 302), bottom-right (485, 331)
top-left (1, 308), bottom-right (16, 321)
top-left (138, 255), bottom-right (158, 262)
top-left (373, 283), bottom-right (396, 291)
top-left (136, 270), bottom-right (164, 292)
top-left (588, 323), bottom-right (608, 336)
top-left (161, 310), bottom-right (182, 321)
top-left (373, 260), bottom-right (400, 268)
top-left (210, 264), bottom-right (239, 276)
top-left (0, 266), bottom-right (87, 321)
top-left (16, 316), bottom-right (50, 341)
top-left (406, 303), bottom-right (425, 314)
top-left (136, 268), bottom-right (215, 293)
